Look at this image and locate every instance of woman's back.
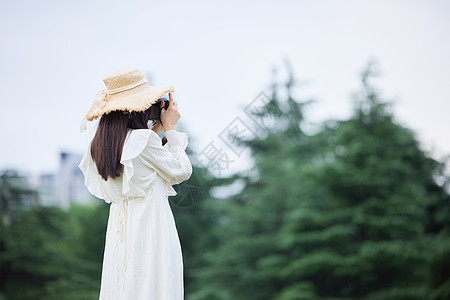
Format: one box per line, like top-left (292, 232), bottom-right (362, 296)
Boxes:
top-left (80, 128), bottom-right (191, 203)
top-left (79, 128), bottom-right (192, 299)
top-left (78, 67), bottom-right (191, 299)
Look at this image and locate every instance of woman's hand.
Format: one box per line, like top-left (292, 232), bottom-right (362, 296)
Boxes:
top-left (150, 120), bottom-right (167, 145)
top-left (150, 119), bottom-right (163, 135)
top-left (160, 92), bottom-right (180, 131)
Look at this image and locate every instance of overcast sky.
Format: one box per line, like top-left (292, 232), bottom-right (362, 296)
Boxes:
top-left (1, 0), bottom-right (449, 177)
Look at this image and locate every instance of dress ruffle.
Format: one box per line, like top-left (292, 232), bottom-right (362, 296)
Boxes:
top-left (79, 146), bottom-right (107, 201)
top-left (120, 130), bottom-right (156, 197)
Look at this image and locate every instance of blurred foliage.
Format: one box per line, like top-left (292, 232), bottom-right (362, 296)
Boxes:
top-left (178, 59), bottom-right (450, 300)
top-left (1, 60), bottom-right (449, 300)
top-left (0, 184), bottom-right (109, 299)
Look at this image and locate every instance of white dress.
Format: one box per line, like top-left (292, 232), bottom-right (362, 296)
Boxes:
top-left (78, 129), bottom-right (193, 300)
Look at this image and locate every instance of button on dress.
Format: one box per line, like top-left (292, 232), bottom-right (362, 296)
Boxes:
top-left (78, 129), bottom-right (193, 300)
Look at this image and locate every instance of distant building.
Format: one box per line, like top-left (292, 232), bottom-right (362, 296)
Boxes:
top-left (38, 173), bottom-right (57, 206)
top-left (38, 151), bottom-right (97, 209)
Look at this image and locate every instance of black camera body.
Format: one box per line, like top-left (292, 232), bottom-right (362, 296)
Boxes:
top-left (149, 97), bottom-right (170, 124)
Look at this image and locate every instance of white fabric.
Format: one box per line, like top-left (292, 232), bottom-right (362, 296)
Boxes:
top-left (78, 129), bottom-right (192, 300)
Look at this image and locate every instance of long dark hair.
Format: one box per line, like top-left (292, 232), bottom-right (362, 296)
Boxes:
top-left (90, 108), bottom-right (154, 181)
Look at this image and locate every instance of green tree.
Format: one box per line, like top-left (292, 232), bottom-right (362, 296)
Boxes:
top-left (187, 60), bottom-right (450, 300)
top-left (0, 169), bottom-right (39, 299)
top-left (0, 169), bottom-right (38, 224)
top-left (0, 168), bottom-right (109, 299)
top-left (187, 59), bottom-right (322, 300)
top-left (1, 204), bottom-right (106, 300)
top-left (278, 60), bottom-right (450, 300)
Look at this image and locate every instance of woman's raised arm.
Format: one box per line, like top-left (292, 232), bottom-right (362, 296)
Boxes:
top-left (138, 129), bottom-right (192, 185)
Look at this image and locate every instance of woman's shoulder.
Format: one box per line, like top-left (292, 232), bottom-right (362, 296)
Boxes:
top-left (123, 129), bottom-right (189, 160)
top-left (127, 129), bottom-right (162, 144)
top-left (121, 129), bottom-right (153, 161)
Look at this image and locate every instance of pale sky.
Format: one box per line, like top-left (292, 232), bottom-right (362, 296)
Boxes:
top-left (1, 0), bottom-right (449, 177)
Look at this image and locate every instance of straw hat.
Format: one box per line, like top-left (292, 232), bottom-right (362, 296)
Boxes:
top-left (80, 67), bottom-right (175, 132)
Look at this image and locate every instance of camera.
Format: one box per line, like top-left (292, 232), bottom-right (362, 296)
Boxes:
top-left (149, 97), bottom-right (170, 124)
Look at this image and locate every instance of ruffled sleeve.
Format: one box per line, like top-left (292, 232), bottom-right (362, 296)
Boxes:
top-left (79, 130), bottom-right (155, 203)
top-left (78, 145), bottom-right (107, 201)
top-left (120, 129), bottom-right (155, 196)
top-left (138, 129), bottom-right (193, 195)
top-left (79, 129), bottom-right (192, 202)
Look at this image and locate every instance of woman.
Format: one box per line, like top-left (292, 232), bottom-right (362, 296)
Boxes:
top-left (78, 67), bottom-right (192, 299)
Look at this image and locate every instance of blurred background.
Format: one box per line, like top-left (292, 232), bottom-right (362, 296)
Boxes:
top-left (1, 0), bottom-right (449, 299)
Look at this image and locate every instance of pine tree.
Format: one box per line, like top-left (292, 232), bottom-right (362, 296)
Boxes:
top-left (187, 60), bottom-right (450, 300)
top-left (187, 59), bottom-right (323, 300)
top-left (278, 60), bottom-right (450, 299)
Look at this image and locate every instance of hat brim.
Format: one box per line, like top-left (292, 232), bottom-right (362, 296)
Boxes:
top-left (87, 83), bottom-right (175, 121)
